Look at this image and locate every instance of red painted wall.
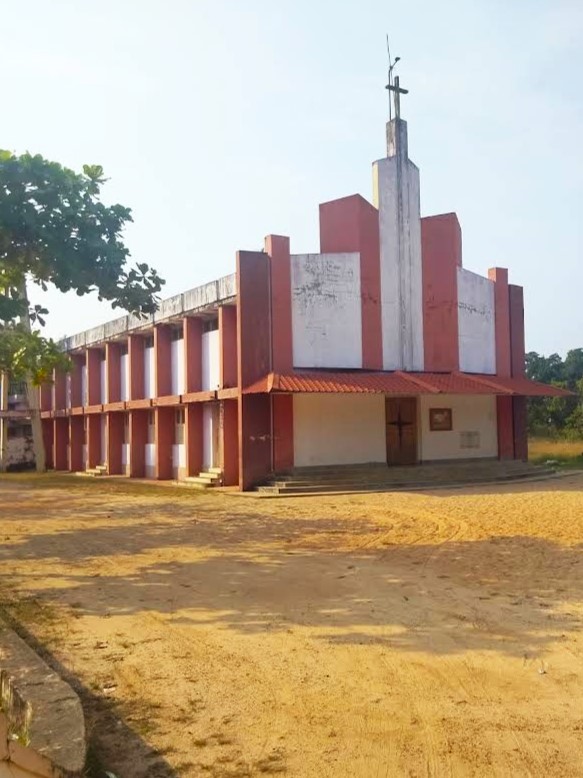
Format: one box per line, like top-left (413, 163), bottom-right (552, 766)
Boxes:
top-left (87, 349), bottom-right (102, 406)
top-left (509, 284), bottom-right (525, 377)
top-left (273, 394), bottom-right (294, 472)
top-left (40, 384), bottom-right (52, 412)
top-left (42, 420), bottom-right (53, 468)
top-left (107, 412), bottom-right (124, 474)
top-left (496, 396), bottom-right (515, 460)
top-left (512, 397), bottom-right (528, 461)
top-left (319, 195), bottom-right (382, 370)
top-left (70, 356), bottom-right (83, 407)
top-left (266, 234), bottom-right (293, 373)
top-left (155, 406), bottom-right (173, 480)
top-left (184, 317), bottom-right (202, 393)
top-left (219, 306), bottom-right (238, 388)
top-left (106, 343), bottom-right (121, 404)
top-left (69, 416), bottom-right (84, 471)
top-left (155, 326), bottom-right (172, 397)
top-left (129, 335), bottom-right (145, 400)
top-left (53, 418), bottom-right (68, 470)
top-left (222, 399), bottom-right (238, 486)
top-left (129, 409), bottom-right (147, 477)
top-left (87, 415), bottom-right (101, 468)
top-left (488, 267), bottom-right (511, 378)
top-left (185, 403), bottom-right (202, 476)
top-left (53, 370), bottom-right (66, 411)
top-left (237, 251), bottom-right (272, 489)
top-left (421, 213), bottom-right (461, 372)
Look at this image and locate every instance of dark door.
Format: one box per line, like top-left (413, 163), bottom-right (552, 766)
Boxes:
top-left (385, 397), bottom-right (418, 466)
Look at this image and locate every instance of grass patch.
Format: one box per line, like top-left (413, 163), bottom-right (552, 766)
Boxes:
top-left (529, 437), bottom-right (583, 468)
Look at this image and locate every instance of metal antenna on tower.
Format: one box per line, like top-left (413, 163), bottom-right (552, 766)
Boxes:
top-left (385, 35), bottom-right (401, 121)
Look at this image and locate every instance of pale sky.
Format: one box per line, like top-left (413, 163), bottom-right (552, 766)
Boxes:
top-left (2, 0), bottom-right (582, 355)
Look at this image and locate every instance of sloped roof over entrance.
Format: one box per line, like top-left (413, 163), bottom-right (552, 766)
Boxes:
top-left (244, 371), bottom-right (572, 397)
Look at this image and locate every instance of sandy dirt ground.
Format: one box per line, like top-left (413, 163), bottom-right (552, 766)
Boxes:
top-left (1, 474), bottom-right (583, 777)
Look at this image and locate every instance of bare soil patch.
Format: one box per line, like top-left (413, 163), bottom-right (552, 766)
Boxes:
top-left (1, 474), bottom-right (583, 776)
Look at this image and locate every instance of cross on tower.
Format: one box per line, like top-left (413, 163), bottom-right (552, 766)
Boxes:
top-left (385, 75), bottom-right (409, 120)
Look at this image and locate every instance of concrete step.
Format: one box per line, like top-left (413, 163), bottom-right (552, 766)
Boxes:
top-left (197, 472), bottom-right (221, 482)
top-left (183, 477), bottom-right (212, 489)
top-left (95, 464), bottom-right (107, 472)
top-left (83, 469), bottom-right (104, 477)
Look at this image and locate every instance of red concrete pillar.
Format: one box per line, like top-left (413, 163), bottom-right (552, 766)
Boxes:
top-left (86, 349), bottom-right (102, 406)
top-left (53, 370), bottom-right (66, 411)
top-left (488, 267), bottom-right (511, 378)
top-left (221, 400), bottom-right (238, 486)
top-left (237, 251), bottom-right (273, 490)
top-left (69, 416), bottom-right (84, 472)
top-left (155, 406), bottom-right (173, 479)
top-left (87, 415), bottom-right (101, 468)
top-left (512, 396), bottom-right (528, 462)
top-left (106, 343), bottom-right (121, 404)
top-left (129, 409), bottom-right (147, 478)
top-left (265, 234), bottom-right (293, 373)
top-left (40, 383), bottom-right (52, 412)
top-left (496, 396), bottom-right (515, 460)
top-left (70, 356), bottom-right (83, 408)
top-left (273, 394), bottom-right (294, 472)
top-left (155, 326), bottom-right (172, 397)
top-left (421, 213), bottom-right (461, 372)
top-left (107, 412), bottom-right (123, 474)
top-left (42, 419), bottom-right (54, 469)
top-left (53, 417), bottom-right (68, 470)
top-left (319, 197), bottom-right (382, 370)
top-left (185, 403), bottom-right (203, 477)
top-left (128, 335), bottom-right (145, 400)
top-left (509, 284), bottom-right (525, 377)
top-left (184, 317), bottom-right (203, 393)
top-left (219, 306), bottom-right (238, 388)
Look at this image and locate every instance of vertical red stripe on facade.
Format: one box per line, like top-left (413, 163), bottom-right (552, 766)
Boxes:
top-left (107, 412), bottom-right (124, 474)
top-left (129, 409), bottom-right (147, 477)
top-left (319, 195), bottom-right (382, 370)
top-left (53, 418), bottom-right (68, 469)
top-left (509, 284), bottom-right (525, 377)
top-left (420, 213), bottom-right (461, 372)
top-left (236, 251), bottom-right (273, 490)
top-left (69, 416), bottom-right (84, 471)
top-left (128, 335), bottom-right (145, 400)
top-left (266, 235), bottom-right (293, 373)
top-left (496, 395), bottom-right (515, 460)
top-left (488, 267), bottom-right (512, 377)
top-left (87, 349), bottom-right (101, 406)
top-left (221, 399), bottom-right (239, 486)
top-left (219, 305), bottom-right (238, 388)
top-left (155, 325), bottom-right (172, 397)
top-left (106, 343), bottom-right (121, 404)
top-left (184, 317), bottom-right (202, 393)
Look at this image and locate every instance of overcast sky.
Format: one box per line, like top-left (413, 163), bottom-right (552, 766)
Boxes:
top-left (2, 0), bottom-right (582, 355)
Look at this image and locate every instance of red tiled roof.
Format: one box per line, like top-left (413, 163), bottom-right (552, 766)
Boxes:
top-left (244, 371), bottom-right (572, 398)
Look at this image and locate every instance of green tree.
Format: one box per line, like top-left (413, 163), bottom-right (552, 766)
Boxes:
top-left (0, 150), bottom-right (164, 471)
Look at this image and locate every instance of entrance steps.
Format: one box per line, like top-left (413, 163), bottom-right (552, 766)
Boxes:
top-left (256, 461), bottom-right (557, 495)
top-left (78, 464), bottom-right (108, 478)
top-left (184, 467), bottom-right (223, 489)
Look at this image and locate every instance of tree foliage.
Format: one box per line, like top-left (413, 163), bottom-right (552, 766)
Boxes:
top-left (0, 150), bottom-right (164, 325)
top-left (526, 349), bottom-right (583, 437)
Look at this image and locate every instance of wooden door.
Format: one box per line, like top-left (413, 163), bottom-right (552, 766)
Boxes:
top-left (385, 397), bottom-right (418, 466)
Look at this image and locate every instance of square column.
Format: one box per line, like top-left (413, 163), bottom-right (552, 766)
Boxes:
top-left (53, 370), bottom-right (66, 411)
top-left (86, 349), bottom-right (102, 406)
top-left (185, 404), bottom-right (202, 477)
top-left (69, 416), bottom-right (84, 472)
top-left (184, 317), bottom-right (203, 393)
top-left (42, 419), bottom-right (54, 469)
top-left (155, 406), bottom-right (173, 480)
top-left (86, 415), bottom-right (101, 468)
top-left (70, 356), bottom-right (84, 408)
top-left (129, 335), bottom-right (145, 400)
top-left (221, 399), bottom-right (238, 486)
top-left (129, 409), bottom-right (148, 477)
top-left (155, 326), bottom-right (172, 397)
top-left (106, 343), bottom-right (121, 404)
top-left (488, 267), bottom-right (511, 377)
top-left (53, 417), bottom-right (68, 470)
top-left (219, 306), bottom-right (237, 388)
top-left (107, 412), bottom-right (124, 474)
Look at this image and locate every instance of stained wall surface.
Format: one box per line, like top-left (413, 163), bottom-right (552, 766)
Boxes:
top-left (457, 268), bottom-right (496, 374)
top-left (291, 253), bottom-right (362, 368)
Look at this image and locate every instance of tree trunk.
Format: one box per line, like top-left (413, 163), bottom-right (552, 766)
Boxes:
top-left (18, 279), bottom-right (47, 473)
top-left (0, 372), bottom-right (7, 472)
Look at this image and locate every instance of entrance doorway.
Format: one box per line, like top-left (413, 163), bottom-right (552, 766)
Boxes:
top-left (385, 397), bottom-right (418, 465)
top-left (202, 402), bottom-right (221, 470)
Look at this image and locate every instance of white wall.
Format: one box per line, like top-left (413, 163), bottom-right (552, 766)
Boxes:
top-left (372, 137), bottom-right (424, 371)
top-left (100, 357), bottom-right (107, 403)
top-left (291, 253), bottom-right (362, 369)
top-left (419, 394), bottom-right (498, 461)
top-left (120, 352), bottom-right (129, 401)
top-left (457, 268), bottom-right (496, 374)
top-left (144, 345), bottom-right (155, 398)
top-left (202, 403), bottom-right (217, 469)
top-left (65, 374), bottom-right (72, 409)
top-left (293, 394), bottom-right (386, 467)
top-left (201, 330), bottom-right (220, 391)
top-left (172, 443), bottom-right (186, 470)
top-left (171, 337), bottom-right (185, 395)
top-left (145, 443), bottom-right (156, 468)
top-left (121, 443), bottom-right (130, 467)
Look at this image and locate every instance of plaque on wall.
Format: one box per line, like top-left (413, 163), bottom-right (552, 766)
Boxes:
top-left (429, 408), bottom-right (453, 432)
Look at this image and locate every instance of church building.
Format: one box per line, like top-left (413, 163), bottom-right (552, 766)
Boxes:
top-left (40, 84), bottom-right (566, 490)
